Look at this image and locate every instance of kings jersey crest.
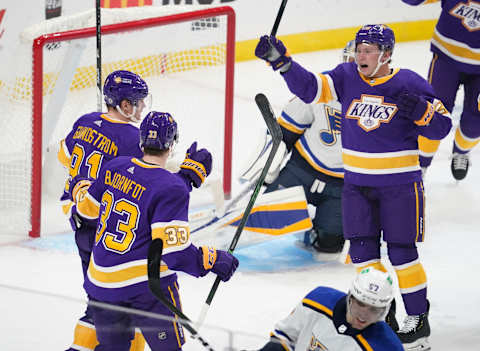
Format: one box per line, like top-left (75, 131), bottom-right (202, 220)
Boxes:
top-left (450, 1), bottom-right (480, 31)
top-left (345, 94), bottom-right (397, 132)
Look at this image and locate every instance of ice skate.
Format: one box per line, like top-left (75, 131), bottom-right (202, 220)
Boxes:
top-left (397, 302), bottom-right (431, 351)
top-left (451, 152), bottom-right (470, 181)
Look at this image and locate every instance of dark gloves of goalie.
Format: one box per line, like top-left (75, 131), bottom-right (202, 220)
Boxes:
top-left (397, 92), bottom-right (435, 126)
top-left (200, 246), bottom-right (239, 282)
top-left (179, 141), bottom-right (212, 188)
top-left (255, 35), bottom-right (292, 73)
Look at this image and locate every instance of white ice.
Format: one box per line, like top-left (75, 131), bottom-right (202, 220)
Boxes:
top-left (2, 40), bottom-right (480, 350)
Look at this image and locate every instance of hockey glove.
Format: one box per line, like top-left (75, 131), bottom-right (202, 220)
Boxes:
top-left (179, 142), bottom-right (212, 188)
top-left (255, 35), bottom-right (292, 73)
top-left (68, 175), bottom-right (92, 203)
top-left (200, 246), bottom-right (239, 282)
top-left (397, 92), bottom-right (435, 126)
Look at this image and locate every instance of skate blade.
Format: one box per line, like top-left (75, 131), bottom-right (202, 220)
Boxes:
top-left (403, 337), bottom-right (431, 351)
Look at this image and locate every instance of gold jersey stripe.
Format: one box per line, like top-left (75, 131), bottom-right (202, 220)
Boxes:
top-left (88, 261), bottom-right (168, 284)
top-left (278, 115), bottom-right (304, 134)
top-left (342, 153), bottom-right (419, 170)
top-left (302, 298), bottom-right (333, 317)
top-left (295, 142), bottom-right (344, 178)
top-left (433, 31), bottom-right (480, 63)
top-left (316, 74), bottom-right (334, 104)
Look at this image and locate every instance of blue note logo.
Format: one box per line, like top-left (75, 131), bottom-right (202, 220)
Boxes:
top-left (450, 1), bottom-right (480, 31)
top-left (345, 94), bottom-right (397, 132)
top-left (319, 105), bottom-right (342, 146)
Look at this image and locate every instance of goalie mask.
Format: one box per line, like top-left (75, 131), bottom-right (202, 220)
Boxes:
top-left (347, 268), bottom-right (394, 328)
top-left (103, 70), bottom-right (151, 122)
top-left (342, 40), bottom-right (355, 63)
top-left (140, 111), bottom-right (179, 151)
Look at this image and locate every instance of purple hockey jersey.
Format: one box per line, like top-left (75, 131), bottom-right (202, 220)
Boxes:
top-left (75, 156), bottom-right (206, 302)
top-left (57, 112), bottom-right (143, 203)
top-left (282, 61), bottom-right (452, 186)
top-left (403, 0), bottom-right (480, 73)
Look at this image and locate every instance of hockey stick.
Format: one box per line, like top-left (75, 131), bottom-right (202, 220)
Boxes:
top-left (95, 0), bottom-right (102, 112)
top-left (196, 93), bottom-right (283, 328)
top-left (271, 0), bottom-right (289, 36)
top-left (147, 239), bottom-right (216, 351)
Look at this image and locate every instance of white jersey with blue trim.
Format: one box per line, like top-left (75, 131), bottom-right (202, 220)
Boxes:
top-left (279, 96), bottom-right (344, 178)
top-left (269, 286), bottom-right (403, 351)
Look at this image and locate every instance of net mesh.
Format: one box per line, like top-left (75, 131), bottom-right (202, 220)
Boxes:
top-left (0, 6), bottom-right (233, 237)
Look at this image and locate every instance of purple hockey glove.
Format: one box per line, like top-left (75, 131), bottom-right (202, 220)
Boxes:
top-left (397, 92), bottom-right (435, 126)
top-left (255, 35), bottom-right (292, 73)
top-left (199, 246), bottom-right (239, 282)
top-left (179, 141), bottom-right (212, 188)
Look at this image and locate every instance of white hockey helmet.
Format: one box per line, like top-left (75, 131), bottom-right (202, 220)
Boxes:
top-left (350, 267), bottom-right (394, 308)
top-left (342, 40), bottom-right (355, 63)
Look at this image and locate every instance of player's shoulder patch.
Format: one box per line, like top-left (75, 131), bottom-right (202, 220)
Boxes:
top-left (303, 286), bottom-right (345, 314)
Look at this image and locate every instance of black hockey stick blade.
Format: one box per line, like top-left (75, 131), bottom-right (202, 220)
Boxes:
top-left (271, 0), bottom-right (289, 36)
top-left (196, 93), bottom-right (283, 328)
top-left (147, 239), bottom-right (216, 351)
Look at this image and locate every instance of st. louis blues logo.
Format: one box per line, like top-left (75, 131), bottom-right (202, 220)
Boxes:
top-left (345, 94), bottom-right (397, 132)
top-left (450, 1), bottom-right (480, 31)
top-left (319, 105), bottom-right (342, 146)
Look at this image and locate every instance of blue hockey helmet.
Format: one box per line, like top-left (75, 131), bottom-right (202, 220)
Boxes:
top-left (140, 111), bottom-right (178, 151)
top-left (103, 70), bottom-right (149, 108)
top-left (355, 24), bottom-right (395, 52)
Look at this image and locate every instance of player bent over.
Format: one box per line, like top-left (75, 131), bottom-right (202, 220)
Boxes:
top-left (263, 40), bottom-right (355, 254)
top-left (58, 70), bottom-right (150, 351)
top-left (68, 111), bottom-right (239, 351)
top-left (255, 24), bottom-right (453, 350)
top-left (257, 268), bottom-right (403, 351)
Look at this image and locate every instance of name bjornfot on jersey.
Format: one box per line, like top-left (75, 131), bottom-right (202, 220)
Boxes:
top-left (345, 94), bottom-right (398, 132)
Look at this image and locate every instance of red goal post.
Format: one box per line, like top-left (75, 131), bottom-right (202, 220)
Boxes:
top-left (20, 6), bottom-right (234, 238)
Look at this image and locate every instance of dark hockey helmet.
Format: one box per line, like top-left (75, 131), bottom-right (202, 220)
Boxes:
top-left (355, 24), bottom-right (395, 52)
top-left (140, 111), bottom-right (178, 150)
top-left (103, 70), bottom-right (149, 108)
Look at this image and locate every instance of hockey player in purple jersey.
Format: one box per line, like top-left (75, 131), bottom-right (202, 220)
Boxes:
top-left (402, 0), bottom-right (480, 180)
top-left (257, 268), bottom-right (403, 351)
top-left (262, 41), bottom-right (355, 254)
top-left (58, 70), bottom-right (150, 351)
top-left (255, 24), bottom-right (452, 351)
top-left (69, 111), bottom-right (239, 351)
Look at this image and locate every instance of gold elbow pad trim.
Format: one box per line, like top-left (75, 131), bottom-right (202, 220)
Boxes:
top-left (415, 102), bottom-right (435, 126)
top-left (201, 246), bottom-right (217, 270)
top-left (181, 159), bottom-right (207, 182)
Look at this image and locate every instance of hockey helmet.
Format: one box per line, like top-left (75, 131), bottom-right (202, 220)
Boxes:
top-left (350, 268), bottom-right (394, 308)
top-left (355, 24), bottom-right (395, 52)
top-left (140, 111), bottom-right (178, 151)
top-left (103, 70), bottom-right (149, 109)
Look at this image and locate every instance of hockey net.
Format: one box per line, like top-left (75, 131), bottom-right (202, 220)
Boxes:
top-left (0, 5), bottom-right (235, 238)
